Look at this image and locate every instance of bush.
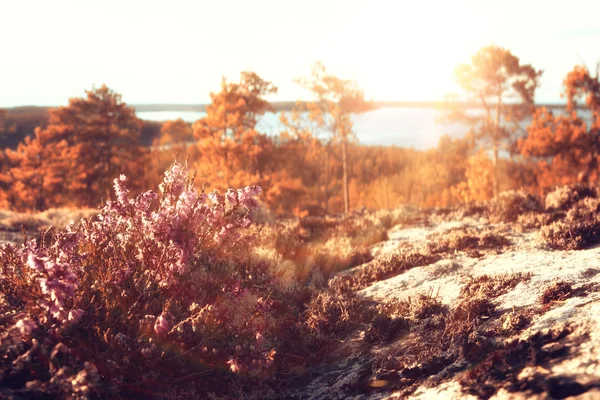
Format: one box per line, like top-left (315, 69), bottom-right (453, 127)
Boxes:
top-left (0, 162), bottom-right (303, 397)
top-left (540, 219), bottom-right (600, 250)
top-left (489, 190), bottom-right (542, 223)
top-left (544, 185), bottom-right (596, 211)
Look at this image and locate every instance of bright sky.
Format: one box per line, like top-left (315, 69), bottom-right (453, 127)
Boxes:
top-left (2, 0), bottom-right (600, 107)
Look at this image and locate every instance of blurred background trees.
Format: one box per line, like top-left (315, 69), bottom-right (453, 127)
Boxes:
top-left (519, 65), bottom-right (600, 189)
top-left (2, 85), bottom-right (145, 210)
top-left (5, 47), bottom-right (600, 214)
top-left (296, 62), bottom-right (371, 214)
top-left (445, 45), bottom-right (542, 198)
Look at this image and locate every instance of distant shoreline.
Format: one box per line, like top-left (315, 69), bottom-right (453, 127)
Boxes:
top-left (4, 101), bottom-right (574, 115)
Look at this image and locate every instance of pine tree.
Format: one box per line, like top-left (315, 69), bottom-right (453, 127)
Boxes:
top-left (39, 85), bottom-right (146, 206)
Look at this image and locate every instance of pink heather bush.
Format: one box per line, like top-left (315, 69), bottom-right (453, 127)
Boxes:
top-left (0, 161), bottom-right (300, 397)
top-left (89, 163), bottom-right (262, 287)
top-left (25, 249), bottom-right (81, 325)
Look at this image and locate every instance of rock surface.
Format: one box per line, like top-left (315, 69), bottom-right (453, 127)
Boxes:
top-left (286, 213), bottom-right (600, 399)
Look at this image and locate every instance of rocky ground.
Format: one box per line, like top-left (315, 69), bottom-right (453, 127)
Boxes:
top-left (284, 192), bottom-right (600, 399)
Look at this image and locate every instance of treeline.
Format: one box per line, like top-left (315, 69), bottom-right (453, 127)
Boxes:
top-left (0, 107), bottom-right (162, 149)
top-left (2, 46), bottom-right (600, 215)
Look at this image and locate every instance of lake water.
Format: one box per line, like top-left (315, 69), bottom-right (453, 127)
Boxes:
top-left (137, 108), bottom-right (471, 150)
top-left (137, 107), bottom-right (587, 150)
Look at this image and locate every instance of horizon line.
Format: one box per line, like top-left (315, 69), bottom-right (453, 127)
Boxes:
top-left (4, 100), bottom-right (572, 111)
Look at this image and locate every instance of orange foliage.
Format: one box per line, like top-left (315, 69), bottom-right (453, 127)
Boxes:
top-left (3, 130), bottom-right (75, 211)
top-left (155, 118), bottom-right (193, 146)
top-left (519, 65), bottom-right (600, 188)
top-left (148, 119), bottom-right (196, 189)
top-left (464, 150), bottom-right (494, 202)
top-left (192, 72), bottom-right (285, 208)
top-left (10, 53), bottom-right (600, 217)
top-left (2, 85), bottom-right (146, 210)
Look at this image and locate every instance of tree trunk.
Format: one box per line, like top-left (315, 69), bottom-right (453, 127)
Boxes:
top-left (323, 148), bottom-right (330, 213)
top-left (341, 138), bottom-right (350, 214)
top-left (493, 94), bottom-right (502, 198)
top-left (384, 176), bottom-right (390, 209)
top-left (492, 143), bottom-right (499, 198)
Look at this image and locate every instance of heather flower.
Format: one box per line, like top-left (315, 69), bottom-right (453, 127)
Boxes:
top-left (68, 309), bottom-right (85, 323)
top-left (227, 358), bottom-right (241, 373)
top-left (238, 186), bottom-right (262, 209)
top-left (24, 248), bottom-right (79, 325)
top-left (154, 312), bottom-right (173, 337)
top-left (70, 362), bottom-right (100, 395)
top-left (15, 318), bottom-right (36, 338)
top-left (255, 332), bottom-right (265, 350)
top-left (140, 347), bottom-right (154, 359)
top-left (113, 174), bottom-right (130, 206)
top-left (0, 159), bottom-right (279, 395)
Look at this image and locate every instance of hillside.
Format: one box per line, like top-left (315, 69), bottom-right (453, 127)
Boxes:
top-left (280, 187), bottom-right (600, 399)
top-left (3, 169), bottom-right (600, 399)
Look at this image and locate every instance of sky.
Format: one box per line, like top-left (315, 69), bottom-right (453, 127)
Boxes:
top-left (2, 0), bottom-right (600, 107)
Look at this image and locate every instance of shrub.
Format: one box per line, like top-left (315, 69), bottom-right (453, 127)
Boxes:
top-left (328, 251), bottom-right (441, 293)
top-left (544, 185), bottom-right (596, 211)
top-left (540, 219), bottom-right (600, 250)
top-left (565, 197), bottom-right (600, 222)
top-left (429, 228), bottom-right (511, 255)
top-left (459, 273), bottom-right (532, 300)
top-left (304, 290), bottom-right (370, 338)
top-left (0, 162), bottom-right (303, 397)
top-left (489, 190), bottom-right (542, 223)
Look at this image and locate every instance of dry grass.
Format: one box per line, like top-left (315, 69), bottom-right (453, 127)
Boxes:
top-left (429, 227), bottom-right (512, 256)
top-left (460, 273), bottom-right (532, 299)
top-left (0, 208), bottom-right (98, 233)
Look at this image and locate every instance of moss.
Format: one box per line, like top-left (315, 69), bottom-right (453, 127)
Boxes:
top-left (540, 281), bottom-right (573, 305)
top-left (460, 273), bottom-right (532, 300)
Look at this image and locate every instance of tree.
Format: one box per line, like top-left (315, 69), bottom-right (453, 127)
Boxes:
top-left (4, 128), bottom-right (76, 211)
top-left (147, 119), bottom-right (196, 189)
top-left (296, 62), bottom-right (370, 213)
top-left (154, 118), bottom-right (193, 147)
top-left (445, 45), bottom-right (542, 198)
top-left (518, 64), bottom-right (600, 189)
top-left (36, 85), bottom-right (146, 206)
top-left (193, 72), bottom-right (277, 191)
top-left (194, 72), bottom-right (277, 142)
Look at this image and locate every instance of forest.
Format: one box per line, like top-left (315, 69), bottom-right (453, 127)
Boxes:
top-left (3, 44), bottom-right (600, 399)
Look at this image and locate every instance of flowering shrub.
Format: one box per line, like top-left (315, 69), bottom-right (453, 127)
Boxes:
top-left (0, 161), bottom-right (304, 397)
